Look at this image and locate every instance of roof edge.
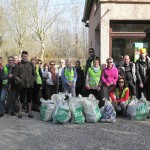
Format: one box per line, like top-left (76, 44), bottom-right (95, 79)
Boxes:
top-left (82, 0), bottom-right (94, 22)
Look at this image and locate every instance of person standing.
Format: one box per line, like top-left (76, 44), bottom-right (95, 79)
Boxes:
top-left (85, 48), bottom-right (100, 77)
top-left (14, 51), bottom-right (36, 118)
top-left (43, 61), bottom-right (59, 99)
top-left (101, 57), bottom-right (118, 100)
top-left (75, 61), bottom-right (84, 96)
top-left (61, 59), bottom-right (77, 97)
top-left (31, 57), bottom-right (42, 112)
top-left (41, 63), bottom-right (49, 99)
top-left (136, 48), bottom-right (150, 99)
top-left (85, 58), bottom-right (103, 107)
top-left (0, 56), bottom-right (16, 117)
top-left (57, 59), bottom-right (65, 92)
top-left (119, 55), bottom-right (136, 97)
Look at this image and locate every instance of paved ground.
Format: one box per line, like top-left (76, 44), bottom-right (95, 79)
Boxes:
top-left (0, 112), bottom-right (150, 150)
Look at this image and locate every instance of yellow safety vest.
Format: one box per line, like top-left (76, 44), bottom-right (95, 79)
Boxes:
top-left (116, 87), bottom-right (128, 98)
top-left (2, 65), bottom-right (8, 85)
top-left (88, 67), bottom-right (101, 87)
top-left (64, 67), bottom-right (74, 82)
top-left (36, 65), bottom-right (42, 84)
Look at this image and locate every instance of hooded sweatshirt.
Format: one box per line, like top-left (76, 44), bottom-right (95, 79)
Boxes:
top-left (101, 65), bottom-right (118, 86)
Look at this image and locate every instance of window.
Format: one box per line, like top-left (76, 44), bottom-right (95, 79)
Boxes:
top-left (110, 20), bottom-right (150, 66)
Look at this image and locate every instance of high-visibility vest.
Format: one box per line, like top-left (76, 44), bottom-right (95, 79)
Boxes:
top-left (116, 87), bottom-right (129, 98)
top-left (36, 65), bottom-right (42, 84)
top-left (2, 65), bottom-right (8, 85)
top-left (64, 67), bottom-right (74, 82)
top-left (88, 67), bottom-right (101, 87)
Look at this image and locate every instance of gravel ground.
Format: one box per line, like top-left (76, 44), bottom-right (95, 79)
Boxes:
top-left (0, 112), bottom-right (150, 150)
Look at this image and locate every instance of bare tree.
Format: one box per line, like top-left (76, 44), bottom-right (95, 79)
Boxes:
top-left (4, 0), bottom-right (31, 56)
top-left (28, 0), bottom-right (66, 61)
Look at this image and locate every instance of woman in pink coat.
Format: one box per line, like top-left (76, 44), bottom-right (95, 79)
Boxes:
top-left (101, 57), bottom-right (118, 100)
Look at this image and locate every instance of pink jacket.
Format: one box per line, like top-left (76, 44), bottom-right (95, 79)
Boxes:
top-left (101, 66), bottom-right (118, 86)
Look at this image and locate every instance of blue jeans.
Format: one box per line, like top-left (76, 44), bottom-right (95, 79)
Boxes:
top-left (63, 84), bottom-right (76, 97)
top-left (0, 88), bottom-right (16, 114)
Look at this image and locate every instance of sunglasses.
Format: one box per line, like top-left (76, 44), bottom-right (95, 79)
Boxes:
top-left (51, 64), bottom-right (55, 65)
top-left (107, 61), bottom-right (113, 64)
top-left (119, 81), bottom-right (124, 83)
top-left (9, 60), bottom-right (14, 61)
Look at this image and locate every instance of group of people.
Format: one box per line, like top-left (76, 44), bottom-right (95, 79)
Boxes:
top-left (0, 47), bottom-right (150, 118)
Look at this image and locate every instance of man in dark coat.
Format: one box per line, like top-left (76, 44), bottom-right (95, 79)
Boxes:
top-left (136, 48), bottom-right (150, 99)
top-left (14, 51), bottom-right (36, 118)
top-left (119, 55), bottom-right (136, 97)
top-left (85, 48), bottom-right (100, 77)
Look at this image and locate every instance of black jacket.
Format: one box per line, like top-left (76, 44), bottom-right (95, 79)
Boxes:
top-left (85, 55), bottom-right (100, 77)
top-left (119, 62), bottom-right (136, 84)
top-left (14, 60), bottom-right (36, 88)
top-left (136, 56), bottom-right (150, 85)
top-left (75, 66), bottom-right (84, 88)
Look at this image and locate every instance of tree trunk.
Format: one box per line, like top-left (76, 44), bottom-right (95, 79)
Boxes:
top-left (19, 44), bottom-right (24, 57)
top-left (40, 41), bottom-right (45, 61)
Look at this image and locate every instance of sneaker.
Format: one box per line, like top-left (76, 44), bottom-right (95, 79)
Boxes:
top-left (18, 113), bottom-right (22, 118)
top-left (28, 112), bottom-right (33, 118)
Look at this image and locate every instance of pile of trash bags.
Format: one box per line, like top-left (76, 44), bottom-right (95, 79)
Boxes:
top-left (127, 96), bottom-right (150, 121)
top-left (40, 93), bottom-right (116, 124)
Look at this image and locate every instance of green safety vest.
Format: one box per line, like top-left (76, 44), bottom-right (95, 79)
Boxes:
top-left (88, 67), bottom-right (101, 87)
top-left (36, 65), bottom-right (42, 84)
top-left (64, 67), bottom-right (74, 82)
top-left (116, 87), bottom-right (129, 99)
top-left (2, 65), bottom-right (8, 85)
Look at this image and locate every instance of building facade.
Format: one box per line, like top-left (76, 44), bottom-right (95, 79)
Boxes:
top-left (83, 0), bottom-right (150, 66)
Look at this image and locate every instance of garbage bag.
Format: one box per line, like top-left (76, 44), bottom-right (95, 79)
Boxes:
top-left (52, 100), bottom-right (71, 124)
top-left (127, 96), bottom-right (149, 120)
top-left (101, 100), bottom-right (116, 123)
top-left (69, 97), bottom-right (85, 124)
top-left (51, 93), bottom-right (72, 104)
top-left (40, 98), bottom-right (55, 121)
top-left (82, 94), bottom-right (101, 123)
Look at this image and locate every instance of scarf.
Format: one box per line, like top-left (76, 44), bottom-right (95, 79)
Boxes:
top-left (93, 66), bottom-right (100, 72)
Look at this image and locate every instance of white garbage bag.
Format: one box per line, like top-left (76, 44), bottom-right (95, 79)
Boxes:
top-left (52, 100), bottom-right (71, 124)
top-left (51, 93), bottom-right (72, 104)
top-left (40, 98), bottom-right (55, 121)
top-left (69, 97), bottom-right (85, 124)
top-left (82, 94), bottom-right (101, 123)
top-left (127, 96), bottom-right (149, 120)
top-left (101, 100), bottom-right (116, 123)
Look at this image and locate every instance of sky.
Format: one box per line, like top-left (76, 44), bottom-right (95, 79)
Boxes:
top-left (38, 0), bottom-right (85, 21)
